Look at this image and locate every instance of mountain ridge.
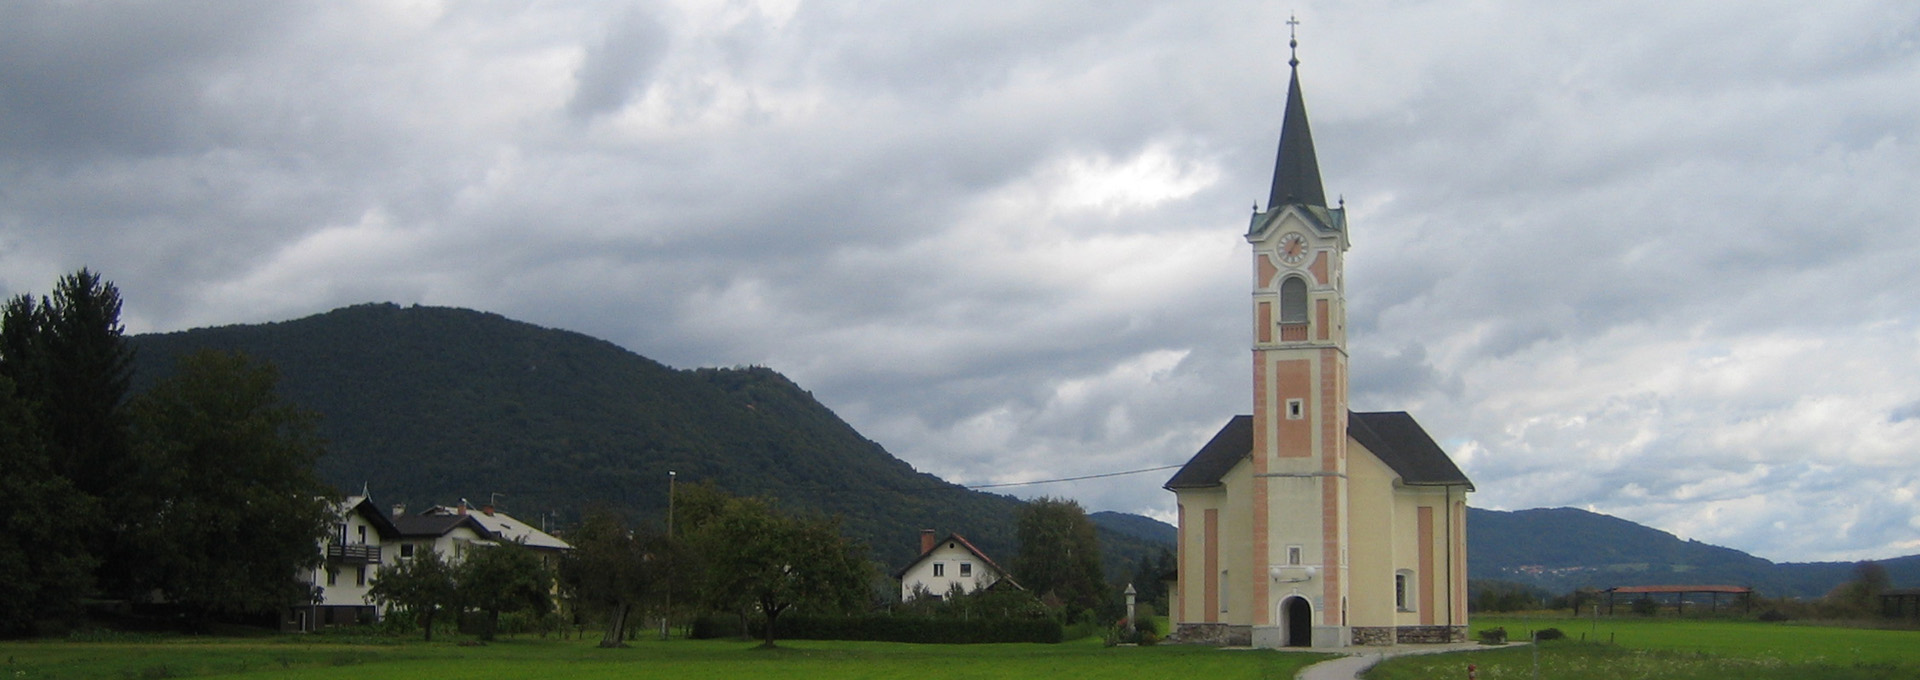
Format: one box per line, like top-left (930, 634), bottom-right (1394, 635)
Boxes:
top-left (127, 302), bottom-right (1169, 578)
top-left (128, 303), bottom-right (1916, 600)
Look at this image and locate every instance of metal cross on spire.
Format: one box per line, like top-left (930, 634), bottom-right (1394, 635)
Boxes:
top-left (1287, 14), bottom-right (1300, 67)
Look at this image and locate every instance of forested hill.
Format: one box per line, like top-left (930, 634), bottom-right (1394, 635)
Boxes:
top-left (1467, 506), bottom-right (1920, 599)
top-left (128, 303), bottom-right (1170, 576)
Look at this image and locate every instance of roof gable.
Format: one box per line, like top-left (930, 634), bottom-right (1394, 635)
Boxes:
top-left (338, 496), bottom-right (401, 539)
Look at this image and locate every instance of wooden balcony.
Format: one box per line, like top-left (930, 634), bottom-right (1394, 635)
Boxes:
top-left (327, 542), bottom-right (381, 564)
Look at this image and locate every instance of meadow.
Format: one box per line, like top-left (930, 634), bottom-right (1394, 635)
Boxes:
top-left (1367, 615), bottom-right (1920, 680)
top-left (0, 632), bottom-right (1331, 680)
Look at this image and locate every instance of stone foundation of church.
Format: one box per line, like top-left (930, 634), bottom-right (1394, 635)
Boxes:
top-left (1349, 625), bottom-right (1467, 646)
top-left (1401, 625), bottom-right (1468, 644)
top-left (1351, 626), bottom-right (1395, 646)
top-left (1168, 623), bottom-right (1251, 646)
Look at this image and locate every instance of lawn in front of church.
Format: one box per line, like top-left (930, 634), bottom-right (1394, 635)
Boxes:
top-left (0, 633), bottom-right (1332, 680)
top-left (1365, 615), bottom-right (1920, 680)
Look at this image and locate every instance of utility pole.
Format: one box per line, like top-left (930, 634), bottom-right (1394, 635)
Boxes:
top-left (662, 471), bottom-right (676, 641)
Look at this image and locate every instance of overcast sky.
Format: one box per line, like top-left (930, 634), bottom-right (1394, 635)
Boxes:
top-left (5, 1), bottom-right (1917, 563)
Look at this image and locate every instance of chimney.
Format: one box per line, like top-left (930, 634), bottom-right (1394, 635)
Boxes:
top-left (919, 529), bottom-right (936, 556)
top-left (458, 500), bottom-right (469, 516)
top-left (391, 503), bottom-right (406, 518)
top-left (482, 505), bottom-right (495, 517)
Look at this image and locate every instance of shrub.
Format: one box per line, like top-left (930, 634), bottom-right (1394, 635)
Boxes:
top-left (1757, 609), bottom-right (1790, 622)
top-left (689, 614), bottom-right (1065, 644)
top-left (1477, 627), bottom-right (1507, 645)
top-left (1534, 628), bottom-right (1565, 641)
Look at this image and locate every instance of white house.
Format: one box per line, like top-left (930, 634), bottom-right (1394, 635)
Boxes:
top-left (896, 530), bottom-right (1019, 602)
top-left (287, 497), bottom-right (572, 631)
top-left (291, 495), bottom-right (399, 630)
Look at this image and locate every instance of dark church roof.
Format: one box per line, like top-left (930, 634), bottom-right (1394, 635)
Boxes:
top-left (1267, 63), bottom-right (1326, 210)
top-left (1164, 415), bottom-right (1253, 489)
top-left (1164, 412), bottom-right (1473, 490)
top-left (1349, 411), bottom-right (1474, 489)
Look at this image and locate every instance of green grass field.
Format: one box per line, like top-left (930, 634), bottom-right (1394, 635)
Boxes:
top-left (1366, 615), bottom-right (1920, 680)
top-left (0, 633), bottom-right (1332, 680)
top-left (9, 616), bottom-right (1917, 679)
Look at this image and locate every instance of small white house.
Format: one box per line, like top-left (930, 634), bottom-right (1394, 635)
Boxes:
top-left (896, 530), bottom-right (1019, 602)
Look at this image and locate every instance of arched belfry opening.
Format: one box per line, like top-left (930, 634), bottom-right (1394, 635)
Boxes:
top-left (1281, 596), bottom-right (1313, 647)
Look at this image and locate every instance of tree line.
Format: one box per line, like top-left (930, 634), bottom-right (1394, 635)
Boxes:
top-left (1, 269), bottom-right (336, 636)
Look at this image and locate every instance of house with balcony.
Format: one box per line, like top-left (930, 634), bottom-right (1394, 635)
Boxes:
top-left (286, 497), bottom-right (572, 631)
top-left (290, 495), bottom-right (398, 630)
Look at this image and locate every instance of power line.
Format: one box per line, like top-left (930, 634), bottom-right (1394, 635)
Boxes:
top-left (961, 464), bottom-right (1185, 490)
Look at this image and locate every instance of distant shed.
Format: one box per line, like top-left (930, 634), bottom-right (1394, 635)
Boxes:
top-left (1883, 588), bottom-right (1920, 619)
top-left (1604, 585), bottom-right (1752, 615)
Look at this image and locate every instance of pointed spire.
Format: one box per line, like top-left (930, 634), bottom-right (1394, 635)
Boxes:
top-left (1267, 16), bottom-right (1326, 210)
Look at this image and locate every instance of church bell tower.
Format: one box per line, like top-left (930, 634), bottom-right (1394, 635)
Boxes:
top-left (1243, 27), bottom-right (1352, 641)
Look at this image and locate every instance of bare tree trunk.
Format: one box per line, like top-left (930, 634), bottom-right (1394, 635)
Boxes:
top-left (422, 606), bottom-right (436, 642)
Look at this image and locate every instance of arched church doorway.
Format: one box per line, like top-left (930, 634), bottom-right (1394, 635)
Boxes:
top-left (1281, 596), bottom-right (1312, 647)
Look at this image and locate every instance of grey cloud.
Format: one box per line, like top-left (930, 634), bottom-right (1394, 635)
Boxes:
top-left (568, 7), bottom-right (670, 121)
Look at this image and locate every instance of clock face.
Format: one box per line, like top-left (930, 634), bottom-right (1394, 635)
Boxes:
top-left (1278, 233), bottom-right (1308, 266)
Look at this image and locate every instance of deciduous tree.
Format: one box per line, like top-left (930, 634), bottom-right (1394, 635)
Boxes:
top-left (561, 508), bottom-right (673, 647)
top-left (687, 494), bottom-right (871, 648)
top-left (122, 349), bottom-right (335, 620)
top-left (456, 541), bottom-right (552, 640)
top-left (1012, 497), bottom-right (1108, 613)
top-left (366, 548), bottom-right (456, 641)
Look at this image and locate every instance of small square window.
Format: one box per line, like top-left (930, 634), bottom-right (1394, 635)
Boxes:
top-left (960, 563), bottom-right (973, 577)
top-left (1286, 399), bottom-right (1305, 419)
top-left (401, 544), bottom-right (415, 558)
top-left (933, 563), bottom-right (945, 577)
top-left (1288, 546), bottom-right (1302, 566)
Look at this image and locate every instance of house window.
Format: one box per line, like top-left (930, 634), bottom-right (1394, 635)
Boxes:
top-left (1396, 570), bottom-right (1416, 611)
top-left (357, 526), bottom-right (367, 543)
top-left (401, 544), bottom-right (415, 558)
top-left (326, 568), bottom-right (338, 587)
top-left (356, 566), bottom-right (367, 587)
top-left (336, 524), bottom-right (348, 545)
top-left (933, 563), bottom-right (945, 577)
top-left (1286, 399), bottom-right (1304, 420)
top-left (1220, 571), bottom-right (1230, 612)
top-left (960, 563), bottom-right (973, 577)
top-left (1288, 546), bottom-right (1303, 566)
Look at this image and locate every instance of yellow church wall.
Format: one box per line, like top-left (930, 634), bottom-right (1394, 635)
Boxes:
top-left (1219, 462), bottom-right (1256, 625)
top-left (1344, 439), bottom-right (1397, 628)
top-left (1175, 489), bottom-right (1224, 624)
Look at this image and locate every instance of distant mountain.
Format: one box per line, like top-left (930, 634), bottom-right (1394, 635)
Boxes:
top-left (1090, 511), bottom-right (1176, 546)
top-left (1466, 507), bottom-right (1920, 599)
top-left (128, 303), bottom-right (1171, 579)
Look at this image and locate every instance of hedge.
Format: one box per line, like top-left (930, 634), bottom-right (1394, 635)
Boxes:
top-left (690, 614), bottom-right (1065, 644)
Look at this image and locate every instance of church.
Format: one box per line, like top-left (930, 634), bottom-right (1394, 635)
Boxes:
top-left (1163, 40), bottom-right (1473, 649)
